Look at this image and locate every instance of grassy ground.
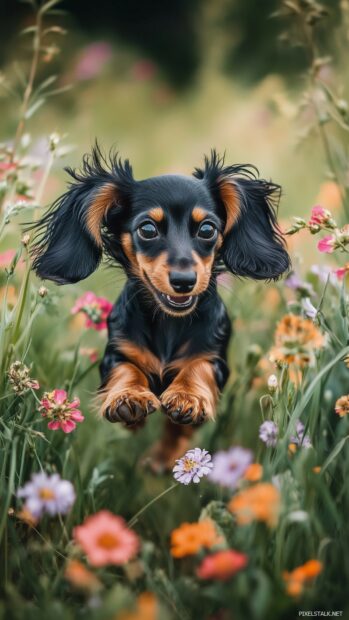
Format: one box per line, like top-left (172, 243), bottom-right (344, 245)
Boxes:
top-left (1, 2), bottom-right (349, 619)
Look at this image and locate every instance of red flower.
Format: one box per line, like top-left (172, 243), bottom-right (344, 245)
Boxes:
top-left (71, 291), bottom-right (113, 331)
top-left (334, 263), bottom-right (349, 279)
top-left (40, 389), bottom-right (84, 433)
top-left (197, 550), bottom-right (248, 581)
top-left (73, 510), bottom-right (139, 567)
top-left (308, 205), bottom-right (332, 227)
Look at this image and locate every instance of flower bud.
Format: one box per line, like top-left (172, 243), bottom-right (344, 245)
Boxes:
top-left (267, 374), bottom-right (278, 393)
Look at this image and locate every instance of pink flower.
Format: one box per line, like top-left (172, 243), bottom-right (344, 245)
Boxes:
top-left (0, 249), bottom-right (16, 268)
top-left (74, 42), bottom-right (112, 81)
top-left (317, 235), bottom-right (335, 253)
top-left (308, 205), bottom-right (331, 227)
top-left (0, 162), bottom-right (17, 177)
top-left (80, 347), bottom-right (98, 363)
top-left (334, 263), bottom-right (349, 279)
top-left (40, 389), bottom-right (84, 433)
top-left (197, 550), bottom-right (248, 581)
top-left (73, 510), bottom-right (139, 567)
top-left (71, 291), bottom-right (113, 331)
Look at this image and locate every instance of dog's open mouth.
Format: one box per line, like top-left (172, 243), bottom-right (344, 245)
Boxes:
top-left (159, 293), bottom-right (196, 310)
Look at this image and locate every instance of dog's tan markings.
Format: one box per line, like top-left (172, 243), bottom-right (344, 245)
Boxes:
top-left (219, 179), bottom-right (240, 234)
top-left (161, 355), bottom-right (219, 423)
top-left (99, 362), bottom-right (160, 419)
top-left (86, 182), bottom-right (117, 246)
top-left (192, 207), bottom-right (208, 223)
top-left (121, 232), bottom-right (141, 277)
top-left (119, 340), bottom-right (162, 376)
top-left (148, 207), bottom-right (164, 222)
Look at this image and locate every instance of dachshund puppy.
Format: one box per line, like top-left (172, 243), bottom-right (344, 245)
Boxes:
top-left (30, 146), bottom-right (290, 437)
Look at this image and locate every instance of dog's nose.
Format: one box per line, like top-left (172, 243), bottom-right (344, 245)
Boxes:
top-left (169, 271), bottom-right (197, 293)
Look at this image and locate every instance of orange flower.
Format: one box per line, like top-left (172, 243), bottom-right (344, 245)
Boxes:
top-left (170, 520), bottom-right (222, 558)
top-left (228, 483), bottom-right (280, 527)
top-left (312, 466), bottom-right (321, 474)
top-left (117, 592), bottom-right (158, 620)
top-left (65, 560), bottom-right (101, 592)
top-left (269, 314), bottom-right (325, 368)
top-left (283, 559), bottom-right (323, 598)
top-left (244, 463), bottom-right (263, 482)
top-left (335, 395), bottom-right (349, 417)
top-left (197, 549), bottom-right (248, 581)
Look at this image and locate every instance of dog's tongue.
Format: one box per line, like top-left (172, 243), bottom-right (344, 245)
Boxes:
top-left (168, 295), bottom-right (190, 303)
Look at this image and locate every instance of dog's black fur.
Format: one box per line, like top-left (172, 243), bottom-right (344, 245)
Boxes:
top-left (30, 146), bottom-right (290, 431)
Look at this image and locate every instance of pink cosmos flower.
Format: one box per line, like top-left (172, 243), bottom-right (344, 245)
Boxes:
top-left (73, 510), bottom-right (139, 567)
top-left (0, 249), bottom-right (16, 268)
top-left (317, 235), bottom-right (335, 253)
top-left (335, 263), bottom-right (349, 279)
top-left (40, 389), bottom-right (84, 433)
top-left (308, 205), bottom-right (331, 227)
top-left (71, 291), bottom-right (113, 331)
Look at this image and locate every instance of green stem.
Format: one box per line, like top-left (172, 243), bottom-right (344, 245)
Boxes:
top-left (128, 483), bottom-right (178, 528)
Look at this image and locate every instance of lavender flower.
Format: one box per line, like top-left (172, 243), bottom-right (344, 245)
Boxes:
top-left (208, 447), bottom-right (252, 489)
top-left (173, 448), bottom-right (213, 485)
top-left (301, 297), bottom-right (317, 319)
top-left (17, 472), bottom-right (75, 519)
top-left (259, 421), bottom-right (278, 447)
top-left (290, 421), bottom-right (312, 448)
top-left (284, 273), bottom-right (315, 296)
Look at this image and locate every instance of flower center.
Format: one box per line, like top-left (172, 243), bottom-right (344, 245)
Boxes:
top-left (183, 458), bottom-right (196, 472)
top-left (97, 532), bottom-right (119, 550)
top-left (39, 487), bottom-right (55, 500)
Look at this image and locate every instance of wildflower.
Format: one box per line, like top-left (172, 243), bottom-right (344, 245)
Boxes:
top-left (301, 297), bottom-right (317, 319)
top-left (317, 235), bottom-right (336, 253)
top-left (74, 42), bottom-right (112, 81)
top-left (283, 559), bottom-right (323, 598)
top-left (39, 389), bottom-right (84, 433)
top-left (16, 507), bottom-right (38, 527)
top-left (197, 549), bottom-right (248, 581)
top-left (308, 205), bottom-right (335, 229)
top-left (259, 421), bottom-right (278, 447)
top-left (208, 447), bottom-right (252, 489)
top-left (17, 472), bottom-right (75, 519)
top-left (335, 395), bottom-right (349, 417)
top-left (7, 361), bottom-right (39, 395)
top-left (64, 560), bottom-right (102, 592)
top-left (73, 510), bottom-right (139, 567)
top-left (173, 448), bottom-right (213, 485)
top-left (170, 520), bottom-right (222, 558)
top-left (0, 249), bottom-right (16, 268)
top-left (71, 291), bottom-right (112, 331)
top-left (118, 592), bottom-right (158, 620)
top-left (284, 272), bottom-right (314, 296)
top-left (312, 466), bottom-right (321, 474)
top-left (80, 347), bottom-right (98, 363)
top-left (228, 482), bottom-right (280, 527)
top-left (244, 463), bottom-right (263, 482)
top-left (290, 421), bottom-right (312, 448)
top-left (38, 286), bottom-right (48, 297)
top-left (335, 263), bottom-right (349, 279)
top-left (269, 314), bottom-right (325, 367)
top-left (267, 374), bottom-right (278, 393)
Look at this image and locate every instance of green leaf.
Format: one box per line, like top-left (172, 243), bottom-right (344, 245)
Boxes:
top-left (321, 435), bottom-right (349, 473)
top-left (24, 97), bottom-right (45, 119)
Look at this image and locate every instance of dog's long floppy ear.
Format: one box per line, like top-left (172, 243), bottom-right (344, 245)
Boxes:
top-left (194, 150), bottom-right (290, 280)
top-left (29, 144), bottom-right (134, 284)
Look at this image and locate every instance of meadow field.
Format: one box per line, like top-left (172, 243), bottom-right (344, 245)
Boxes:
top-left (1, 1), bottom-right (349, 619)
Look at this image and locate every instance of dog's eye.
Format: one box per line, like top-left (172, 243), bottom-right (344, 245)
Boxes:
top-left (138, 222), bottom-right (159, 240)
top-left (197, 222), bottom-right (217, 240)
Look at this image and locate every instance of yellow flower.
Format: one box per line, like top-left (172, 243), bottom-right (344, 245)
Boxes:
top-left (269, 314), bottom-right (325, 368)
top-left (335, 395), bottom-right (349, 417)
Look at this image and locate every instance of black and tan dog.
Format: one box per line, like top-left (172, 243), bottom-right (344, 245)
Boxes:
top-left (30, 146), bottom-right (289, 460)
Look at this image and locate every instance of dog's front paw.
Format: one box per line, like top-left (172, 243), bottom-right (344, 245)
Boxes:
top-left (101, 388), bottom-right (160, 426)
top-left (160, 389), bottom-right (214, 425)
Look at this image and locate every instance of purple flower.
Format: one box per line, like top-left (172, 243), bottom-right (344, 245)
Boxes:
top-left (290, 421), bottom-right (312, 448)
top-left (173, 448), bottom-right (213, 485)
top-left (17, 472), bottom-right (75, 519)
top-left (74, 42), bottom-right (112, 81)
top-left (301, 297), bottom-right (317, 319)
top-left (284, 273), bottom-right (314, 296)
top-left (208, 447), bottom-right (252, 489)
top-left (259, 421), bottom-right (278, 447)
